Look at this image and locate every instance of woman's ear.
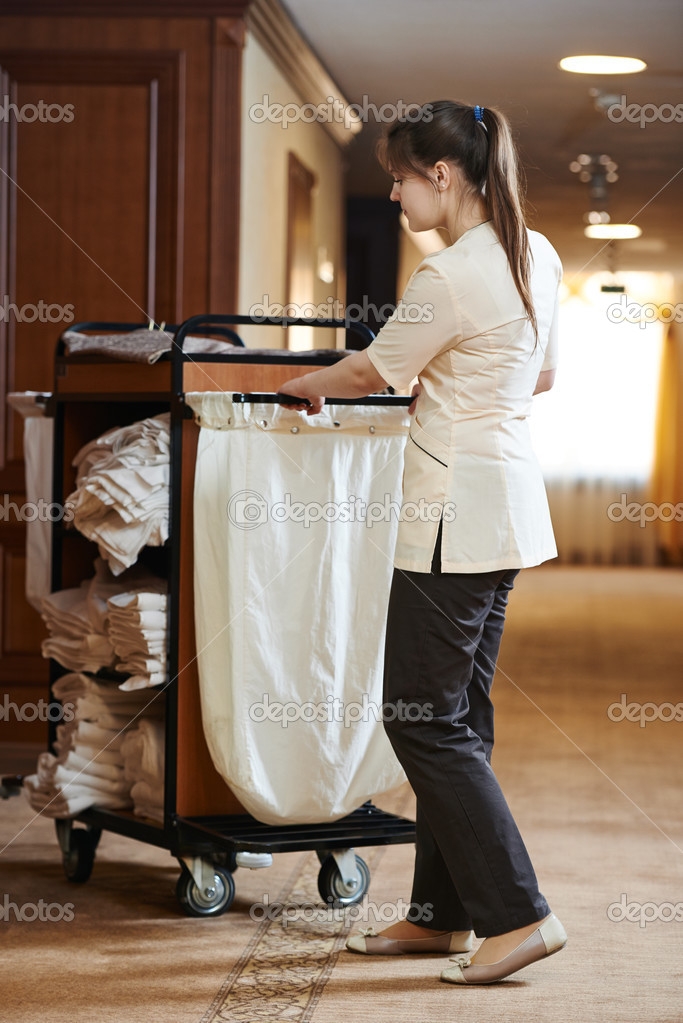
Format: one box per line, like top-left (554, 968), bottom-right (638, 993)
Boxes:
top-left (433, 160), bottom-right (451, 190)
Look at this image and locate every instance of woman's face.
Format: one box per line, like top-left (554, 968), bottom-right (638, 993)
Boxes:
top-left (389, 172), bottom-right (442, 233)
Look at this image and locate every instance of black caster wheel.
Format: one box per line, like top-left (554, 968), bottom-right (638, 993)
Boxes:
top-left (176, 864), bottom-right (235, 917)
top-left (61, 828), bottom-right (97, 883)
top-left (317, 854), bottom-right (370, 908)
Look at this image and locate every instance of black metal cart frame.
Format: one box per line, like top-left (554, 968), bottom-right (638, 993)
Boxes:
top-left (2, 314), bottom-right (416, 918)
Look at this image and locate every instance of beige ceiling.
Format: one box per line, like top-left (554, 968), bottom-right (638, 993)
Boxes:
top-left (280, 0), bottom-right (683, 278)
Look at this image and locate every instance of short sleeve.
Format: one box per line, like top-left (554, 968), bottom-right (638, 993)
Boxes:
top-left (365, 262), bottom-right (461, 390)
top-left (541, 292), bottom-right (560, 371)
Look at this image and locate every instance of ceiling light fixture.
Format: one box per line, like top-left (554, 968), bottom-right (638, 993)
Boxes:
top-left (584, 224), bottom-right (642, 239)
top-left (559, 55), bottom-right (647, 75)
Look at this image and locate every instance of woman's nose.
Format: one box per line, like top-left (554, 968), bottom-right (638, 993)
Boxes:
top-left (390, 183), bottom-right (400, 202)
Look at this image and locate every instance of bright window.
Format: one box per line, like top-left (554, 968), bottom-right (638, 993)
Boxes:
top-left (530, 271), bottom-right (672, 482)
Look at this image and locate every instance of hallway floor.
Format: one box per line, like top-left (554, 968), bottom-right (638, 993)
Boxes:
top-left (2, 566), bottom-right (682, 1023)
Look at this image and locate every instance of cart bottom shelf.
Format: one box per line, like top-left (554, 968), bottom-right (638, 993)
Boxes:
top-left (174, 803), bottom-right (417, 854)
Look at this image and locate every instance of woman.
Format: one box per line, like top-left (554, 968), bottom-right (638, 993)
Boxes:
top-left (277, 100), bottom-right (566, 985)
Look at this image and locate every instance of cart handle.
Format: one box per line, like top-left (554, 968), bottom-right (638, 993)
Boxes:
top-left (232, 392), bottom-right (412, 407)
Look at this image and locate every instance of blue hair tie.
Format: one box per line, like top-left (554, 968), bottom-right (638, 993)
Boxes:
top-left (474, 105), bottom-right (487, 129)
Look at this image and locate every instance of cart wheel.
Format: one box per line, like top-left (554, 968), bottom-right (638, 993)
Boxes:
top-left (176, 864), bottom-right (235, 917)
top-left (317, 854), bottom-right (370, 908)
top-left (62, 828), bottom-right (97, 883)
top-left (88, 827), bottom-right (103, 852)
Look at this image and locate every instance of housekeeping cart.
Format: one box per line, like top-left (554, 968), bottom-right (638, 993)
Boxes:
top-left (2, 314), bottom-right (416, 917)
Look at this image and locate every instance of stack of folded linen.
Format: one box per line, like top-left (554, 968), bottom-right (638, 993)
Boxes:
top-left (24, 749), bottom-right (130, 817)
top-left (66, 413), bottom-right (170, 576)
top-left (120, 718), bottom-right (165, 823)
top-left (106, 590), bottom-right (168, 691)
top-left (40, 561), bottom-right (121, 672)
top-left (23, 672), bottom-right (163, 818)
top-left (40, 560), bottom-right (166, 678)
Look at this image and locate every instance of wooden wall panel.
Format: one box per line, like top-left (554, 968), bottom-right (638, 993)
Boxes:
top-left (3, 549), bottom-right (45, 656)
top-left (0, 534), bottom-right (48, 753)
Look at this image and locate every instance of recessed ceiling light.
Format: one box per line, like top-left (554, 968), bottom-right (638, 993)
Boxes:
top-left (584, 224), bottom-right (643, 239)
top-left (559, 55), bottom-right (647, 75)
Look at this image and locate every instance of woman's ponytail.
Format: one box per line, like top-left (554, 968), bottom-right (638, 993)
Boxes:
top-left (480, 108), bottom-right (537, 339)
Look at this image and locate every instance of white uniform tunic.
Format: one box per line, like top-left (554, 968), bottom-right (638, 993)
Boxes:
top-left (365, 221), bottom-right (562, 573)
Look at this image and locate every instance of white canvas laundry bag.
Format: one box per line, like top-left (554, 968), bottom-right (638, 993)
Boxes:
top-left (188, 392), bottom-right (410, 824)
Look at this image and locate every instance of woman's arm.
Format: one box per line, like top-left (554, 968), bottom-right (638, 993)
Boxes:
top-left (533, 368), bottom-right (556, 395)
top-left (278, 262), bottom-right (457, 414)
top-left (534, 291), bottom-right (560, 396)
top-left (278, 350), bottom-right (388, 415)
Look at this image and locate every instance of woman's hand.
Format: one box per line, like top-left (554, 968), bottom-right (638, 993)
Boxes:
top-left (277, 352), bottom-right (386, 414)
top-left (277, 378), bottom-right (325, 416)
top-left (408, 382), bottom-right (422, 415)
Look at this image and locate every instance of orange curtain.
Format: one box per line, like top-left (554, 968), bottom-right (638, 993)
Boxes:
top-left (650, 321), bottom-right (683, 564)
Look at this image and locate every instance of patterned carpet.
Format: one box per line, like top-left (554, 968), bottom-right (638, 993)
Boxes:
top-left (198, 847), bottom-right (384, 1023)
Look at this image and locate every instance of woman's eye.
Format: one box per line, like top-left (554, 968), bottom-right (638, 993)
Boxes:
top-left (393, 178), bottom-right (402, 185)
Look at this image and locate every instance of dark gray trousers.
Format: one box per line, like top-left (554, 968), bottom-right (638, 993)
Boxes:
top-left (382, 524), bottom-right (550, 937)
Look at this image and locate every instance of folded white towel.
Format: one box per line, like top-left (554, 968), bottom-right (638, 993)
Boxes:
top-left (46, 761), bottom-right (131, 798)
top-left (72, 698), bottom-right (139, 732)
top-left (120, 718), bottom-right (165, 821)
top-left (24, 782), bottom-right (131, 817)
top-left (129, 781), bottom-right (164, 823)
top-left (105, 590), bottom-right (168, 688)
top-left (63, 749), bottom-right (125, 782)
top-left (52, 672), bottom-right (163, 715)
top-left (120, 719), bottom-right (165, 787)
top-left (72, 720), bottom-right (126, 751)
top-left (118, 672), bottom-right (167, 691)
top-left (71, 742), bottom-right (129, 766)
top-left (108, 593), bottom-right (167, 613)
top-left (66, 414), bottom-right (170, 575)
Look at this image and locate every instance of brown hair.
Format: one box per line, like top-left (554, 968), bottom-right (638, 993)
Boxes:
top-left (376, 100), bottom-right (537, 338)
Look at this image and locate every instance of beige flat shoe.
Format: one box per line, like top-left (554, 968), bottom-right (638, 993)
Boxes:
top-left (346, 927), bottom-right (473, 956)
top-left (440, 913), bottom-right (567, 984)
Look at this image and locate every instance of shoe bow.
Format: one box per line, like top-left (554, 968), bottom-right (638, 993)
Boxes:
top-left (450, 955), bottom-right (472, 968)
